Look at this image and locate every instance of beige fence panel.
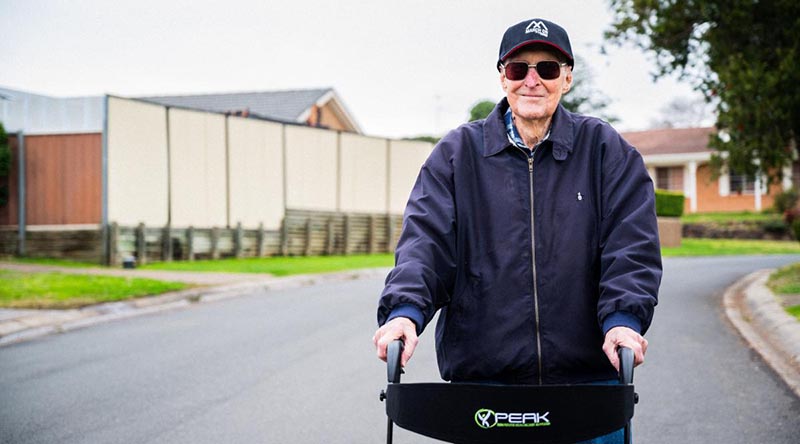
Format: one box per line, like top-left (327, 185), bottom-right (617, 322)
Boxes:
top-left (107, 97), bottom-right (169, 226)
top-left (168, 109), bottom-right (228, 228)
top-left (228, 117), bottom-right (285, 230)
top-left (388, 139), bottom-right (434, 214)
top-left (285, 125), bottom-right (338, 211)
top-left (339, 133), bottom-right (388, 213)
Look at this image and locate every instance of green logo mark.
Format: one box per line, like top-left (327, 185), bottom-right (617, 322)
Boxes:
top-left (474, 408), bottom-right (551, 429)
top-left (475, 409), bottom-right (497, 429)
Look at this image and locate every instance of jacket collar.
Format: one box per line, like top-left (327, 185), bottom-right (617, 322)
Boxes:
top-left (483, 98), bottom-right (575, 161)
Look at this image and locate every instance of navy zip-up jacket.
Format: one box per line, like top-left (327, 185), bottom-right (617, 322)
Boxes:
top-left (378, 99), bottom-right (661, 384)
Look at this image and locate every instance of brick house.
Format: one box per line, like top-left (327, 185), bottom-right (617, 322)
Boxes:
top-left (623, 127), bottom-right (794, 213)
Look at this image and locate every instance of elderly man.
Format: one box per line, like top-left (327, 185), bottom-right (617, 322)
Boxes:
top-left (373, 18), bottom-right (661, 443)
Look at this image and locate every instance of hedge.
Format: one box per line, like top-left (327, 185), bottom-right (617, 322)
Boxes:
top-left (655, 190), bottom-right (685, 217)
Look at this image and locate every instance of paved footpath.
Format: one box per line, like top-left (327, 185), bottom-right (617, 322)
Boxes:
top-left (0, 260), bottom-right (798, 398)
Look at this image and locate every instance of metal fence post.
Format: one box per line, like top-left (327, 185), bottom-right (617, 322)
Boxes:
top-left (257, 222), bottom-right (265, 257)
top-left (211, 226), bottom-right (220, 260)
top-left (235, 222), bottom-right (243, 258)
top-left (162, 224), bottom-right (173, 262)
top-left (343, 213), bottom-right (351, 255)
top-left (108, 222), bottom-right (120, 267)
top-left (136, 223), bottom-right (147, 265)
top-left (16, 132), bottom-right (26, 257)
top-left (186, 226), bottom-right (195, 261)
top-left (304, 218), bottom-right (313, 256)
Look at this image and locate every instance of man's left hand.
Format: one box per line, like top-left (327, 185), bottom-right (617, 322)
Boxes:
top-left (602, 326), bottom-right (648, 371)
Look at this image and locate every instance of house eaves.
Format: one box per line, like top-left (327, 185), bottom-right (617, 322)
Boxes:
top-left (643, 151), bottom-right (713, 166)
top-left (623, 127), bottom-right (715, 157)
top-left (137, 88), bottom-right (362, 133)
top-left (296, 89), bottom-right (363, 134)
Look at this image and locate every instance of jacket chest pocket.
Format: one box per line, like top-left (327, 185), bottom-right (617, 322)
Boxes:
top-left (553, 187), bottom-right (592, 222)
top-left (547, 187), bottom-right (599, 253)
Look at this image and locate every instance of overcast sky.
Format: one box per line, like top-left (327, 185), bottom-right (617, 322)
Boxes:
top-left (0, 0), bottom-right (708, 138)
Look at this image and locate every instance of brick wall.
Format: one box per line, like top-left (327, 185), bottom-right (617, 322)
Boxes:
top-left (694, 164), bottom-right (778, 212)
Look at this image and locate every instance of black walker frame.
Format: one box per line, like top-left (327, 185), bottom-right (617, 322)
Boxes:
top-left (380, 340), bottom-right (637, 444)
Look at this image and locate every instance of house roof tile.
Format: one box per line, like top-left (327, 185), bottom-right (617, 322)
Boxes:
top-left (622, 127), bottom-right (715, 156)
top-left (138, 88), bottom-right (333, 123)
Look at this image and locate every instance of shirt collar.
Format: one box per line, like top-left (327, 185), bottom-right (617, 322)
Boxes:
top-left (504, 107), bottom-right (550, 150)
top-left (483, 98), bottom-right (575, 160)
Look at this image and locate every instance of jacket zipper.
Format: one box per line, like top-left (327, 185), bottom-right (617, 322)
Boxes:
top-left (527, 154), bottom-right (543, 385)
top-left (515, 146), bottom-right (543, 385)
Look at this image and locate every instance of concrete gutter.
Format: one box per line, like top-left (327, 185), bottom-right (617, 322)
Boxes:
top-left (723, 269), bottom-right (800, 397)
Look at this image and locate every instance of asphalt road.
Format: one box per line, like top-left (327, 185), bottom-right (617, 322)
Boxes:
top-left (1, 256), bottom-right (799, 444)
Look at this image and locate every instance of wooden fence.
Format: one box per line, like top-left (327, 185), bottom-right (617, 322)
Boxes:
top-left (0, 225), bottom-right (103, 262)
top-left (106, 209), bottom-right (403, 266)
top-left (0, 209), bottom-right (403, 265)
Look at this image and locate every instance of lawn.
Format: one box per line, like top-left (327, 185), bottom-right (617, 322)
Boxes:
top-left (139, 253), bottom-right (395, 276)
top-left (5, 238), bottom-right (800, 310)
top-left (766, 262), bottom-right (800, 321)
top-left (0, 270), bottom-right (188, 309)
top-left (661, 238), bottom-right (800, 257)
top-left (681, 211), bottom-right (783, 224)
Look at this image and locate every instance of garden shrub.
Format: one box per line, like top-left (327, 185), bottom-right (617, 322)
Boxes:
top-left (773, 188), bottom-right (799, 214)
top-left (655, 190), bottom-right (685, 217)
top-left (792, 219), bottom-right (800, 242)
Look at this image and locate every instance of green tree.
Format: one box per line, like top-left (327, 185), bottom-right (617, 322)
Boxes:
top-left (605, 0), bottom-right (800, 183)
top-left (468, 100), bottom-right (496, 122)
top-left (0, 123), bottom-right (10, 208)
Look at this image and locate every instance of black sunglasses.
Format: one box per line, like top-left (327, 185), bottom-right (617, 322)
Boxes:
top-left (502, 61), bottom-right (567, 81)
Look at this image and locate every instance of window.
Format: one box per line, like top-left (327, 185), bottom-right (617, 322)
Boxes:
top-left (655, 166), bottom-right (684, 192)
top-left (728, 168), bottom-right (764, 194)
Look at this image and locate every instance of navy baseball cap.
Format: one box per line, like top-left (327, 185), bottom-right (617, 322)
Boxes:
top-left (497, 19), bottom-right (574, 70)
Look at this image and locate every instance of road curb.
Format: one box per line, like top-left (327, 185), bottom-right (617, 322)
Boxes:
top-left (0, 267), bottom-right (391, 347)
top-left (723, 269), bottom-right (800, 398)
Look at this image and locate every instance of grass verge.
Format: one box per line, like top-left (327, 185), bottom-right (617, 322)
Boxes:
top-left (766, 263), bottom-right (800, 321)
top-left (4, 238), bottom-right (800, 310)
top-left (661, 238), bottom-right (800, 257)
top-left (787, 305), bottom-right (800, 321)
top-left (0, 270), bottom-right (188, 309)
top-left (139, 254), bottom-right (395, 276)
top-left (681, 211), bottom-right (781, 224)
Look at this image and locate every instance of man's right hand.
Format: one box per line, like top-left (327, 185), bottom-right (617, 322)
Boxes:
top-left (373, 317), bottom-right (419, 368)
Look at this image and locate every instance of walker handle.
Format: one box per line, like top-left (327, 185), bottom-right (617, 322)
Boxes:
top-left (387, 340), bottom-right (404, 383)
top-left (618, 347), bottom-right (634, 385)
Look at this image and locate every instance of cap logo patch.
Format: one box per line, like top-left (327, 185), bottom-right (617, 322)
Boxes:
top-left (525, 21), bottom-right (549, 37)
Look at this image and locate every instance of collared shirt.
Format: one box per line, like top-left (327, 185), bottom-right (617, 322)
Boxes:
top-left (504, 107), bottom-right (550, 151)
